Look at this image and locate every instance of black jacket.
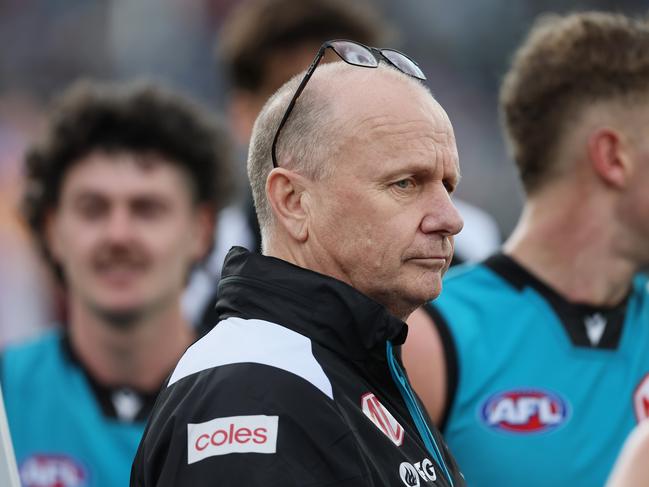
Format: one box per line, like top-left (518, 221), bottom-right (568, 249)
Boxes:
top-left (131, 247), bottom-right (465, 486)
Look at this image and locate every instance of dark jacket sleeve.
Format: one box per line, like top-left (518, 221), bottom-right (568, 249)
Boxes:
top-left (131, 363), bottom-right (370, 487)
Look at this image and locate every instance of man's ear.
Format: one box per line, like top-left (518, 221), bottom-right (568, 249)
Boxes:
top-left (266, 168), bottom-right (309, 242)
top-left (587, 128), bottom-right (629, 188)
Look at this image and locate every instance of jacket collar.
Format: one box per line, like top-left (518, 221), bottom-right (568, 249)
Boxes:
top-left (215, 247), bottom-right (407, 361)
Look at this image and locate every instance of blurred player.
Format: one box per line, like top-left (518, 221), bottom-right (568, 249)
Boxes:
top-left (1, 80), bottom-right (234, 487)
top-left (404, 11), bottom-right (649, 487)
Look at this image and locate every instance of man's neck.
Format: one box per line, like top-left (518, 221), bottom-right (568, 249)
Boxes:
top-left (504, 196), bottom-right (636, 306)
top-left (67, 299), bottom-right (194, 392)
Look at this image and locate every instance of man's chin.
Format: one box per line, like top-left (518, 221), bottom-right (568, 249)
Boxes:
top-left (92, 304), bottom-right (146, 329)
top-left (412, 292), bottom-right (440, 310)
top-left (390, 288), bottom-right (441, 320)
top-left (427, 284), bottom-right (443, 301)
top-left (413, 274), bottom-right (443, 302)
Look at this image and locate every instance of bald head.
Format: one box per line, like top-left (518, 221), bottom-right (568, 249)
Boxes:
top-left (247, 61), bottom-right (439, 244)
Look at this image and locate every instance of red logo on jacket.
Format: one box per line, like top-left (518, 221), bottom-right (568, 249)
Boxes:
top-left (361, 392), bottom-right (404, 446)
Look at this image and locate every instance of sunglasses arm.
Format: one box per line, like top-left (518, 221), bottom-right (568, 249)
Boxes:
top-left (271, 45), bottom-right (328, 168)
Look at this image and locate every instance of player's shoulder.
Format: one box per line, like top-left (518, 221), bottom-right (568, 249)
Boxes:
top-left (431, 256), bottom-right (521, 342)
top-left (2, 328), bottom-right (62, 368)
top-left (1, 328), bottom-right (66, 398)
top-left (442, 261), bottom-right (485, 284)
top-left (440, 258), bottom-right (509, 301)
top-left (3, 327), bottom-right (61, 352)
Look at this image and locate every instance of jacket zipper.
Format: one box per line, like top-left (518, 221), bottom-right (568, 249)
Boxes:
top-left (386, 340), bottom-right (454, 486)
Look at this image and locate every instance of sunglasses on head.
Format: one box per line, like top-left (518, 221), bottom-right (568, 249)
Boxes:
top-left (271, 39), bottom-right (427, 168)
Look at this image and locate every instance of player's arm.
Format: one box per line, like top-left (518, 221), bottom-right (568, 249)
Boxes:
top-left (606, 420), bottom-right (649, 487)
top-left (403, 304), bottom-right (458, 429)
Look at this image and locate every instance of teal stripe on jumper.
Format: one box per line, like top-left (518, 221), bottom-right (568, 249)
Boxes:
top-left (386, 340), bottom-right (453, 487)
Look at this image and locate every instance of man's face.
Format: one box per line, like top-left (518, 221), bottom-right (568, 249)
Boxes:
top-left (307, 77), bottom-right (463, 319)
top-left (47, 151), bottom-right (211, 325)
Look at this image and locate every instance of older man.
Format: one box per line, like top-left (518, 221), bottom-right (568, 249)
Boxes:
top-left (132, 41), bottom-right (465, 487)
top-left (190, 0), bottom-right (500, 331)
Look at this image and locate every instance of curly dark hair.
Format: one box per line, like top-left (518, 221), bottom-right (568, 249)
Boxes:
top-left (500, 11), bottom-right (649, 194)
top-left (217, 0), bottom-right (391, 94)
top-left (23, 79), bottom-right (235, 277)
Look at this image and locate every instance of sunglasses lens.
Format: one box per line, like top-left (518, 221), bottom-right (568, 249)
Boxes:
top-left (380, 49), bottom-right (426, 80)
top-left (331, 41), bottom-right (378, 68)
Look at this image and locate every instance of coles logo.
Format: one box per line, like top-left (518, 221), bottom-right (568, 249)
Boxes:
top-left (361, 392), bottom-right (404, 446)
top-left (480, 389), bottom-right (569, 433)
top-left (19, 454), bottom-right (87, 487)
top-left (633, 374), bottom-right (649, 422)
top-left (187, 415), bottom-right (278, 464)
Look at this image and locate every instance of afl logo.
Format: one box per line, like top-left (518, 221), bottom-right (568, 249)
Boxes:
top-left (19, 454), bottom-right (87, 487)
top-left (480, 389), bottom-right (569, 433)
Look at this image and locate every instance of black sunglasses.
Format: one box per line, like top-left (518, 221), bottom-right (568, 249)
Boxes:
top-left (271, 39), bottom-right (427, 168)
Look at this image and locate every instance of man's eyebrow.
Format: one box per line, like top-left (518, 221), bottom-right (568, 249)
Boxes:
top-left (68, 188), bottom-right (108, 201)
top-left (373, 167), bottom-right (429, 184)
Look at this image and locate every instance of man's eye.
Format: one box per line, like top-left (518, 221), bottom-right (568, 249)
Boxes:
top-left (133, 200), bottom-right (166, 219)
top-left (75, 199), bottom-right (107, 219)
top-left (394, 179), bottom-right (414, 189)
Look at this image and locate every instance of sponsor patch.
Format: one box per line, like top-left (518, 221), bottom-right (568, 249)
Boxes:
top-left (480, 389), bottom-right (569, 433)
top-left (399, 462), bottom-right (420, 487)
top-left (187, 415), bottom-right (278, 464)
top-left (633, 374), bottom-right (649, 422)
top-left (361, 392), bottom-right (404, 446)
top-left (399, 458), bottom-right (437, 486)
top-left (19, 454), bottom-right (87, 487)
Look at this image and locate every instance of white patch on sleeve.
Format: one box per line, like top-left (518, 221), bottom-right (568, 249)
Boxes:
top-left (168, 317), bottom-right (333, 399)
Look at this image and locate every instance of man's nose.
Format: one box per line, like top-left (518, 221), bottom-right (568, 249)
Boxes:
top-left (420, 190), bottom-right (464, 236)
top-left (104, 208), bottom-right (134, 243)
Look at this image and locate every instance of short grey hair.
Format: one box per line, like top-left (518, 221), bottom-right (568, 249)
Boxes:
top-left (247, 64), bottom-right (341, 242)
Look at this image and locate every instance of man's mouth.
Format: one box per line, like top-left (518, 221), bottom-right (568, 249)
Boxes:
top-left (94, 261), bottom-right (146, 283)
top-left (406, 256), bottom-right (448, 269)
